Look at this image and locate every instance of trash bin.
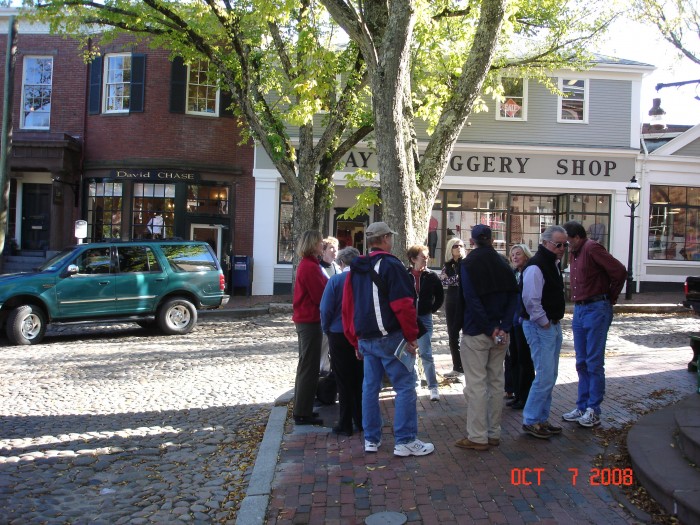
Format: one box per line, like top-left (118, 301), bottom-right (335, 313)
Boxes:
top-left (231, 255), bottom-right (253, 296)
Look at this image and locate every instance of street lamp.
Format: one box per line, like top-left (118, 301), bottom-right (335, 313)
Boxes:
top-left (625, 176), bottom-right (641, 300)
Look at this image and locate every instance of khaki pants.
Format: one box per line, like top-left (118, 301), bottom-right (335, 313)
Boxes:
top-left (460, 333), bottom-right (507, 444)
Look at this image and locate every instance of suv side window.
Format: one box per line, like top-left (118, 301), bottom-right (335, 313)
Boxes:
top-left (74, 247), bottom-right (112, 274)
top-left (161, 244), bottom-right (217, 272)
top-left (117, 246), bottom-right (162, 273)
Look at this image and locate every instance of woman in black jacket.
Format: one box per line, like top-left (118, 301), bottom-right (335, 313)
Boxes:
top-left (440, 238), bottom-right (466, 377)
top-left (407, 245), bottom-right (445, 401)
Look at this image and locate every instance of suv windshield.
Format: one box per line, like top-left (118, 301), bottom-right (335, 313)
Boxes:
top-left (38, 248), bottom-right (76, 272)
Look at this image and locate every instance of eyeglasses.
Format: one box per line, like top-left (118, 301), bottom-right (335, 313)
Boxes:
top-left (546, 240), bottom-right (569, 249)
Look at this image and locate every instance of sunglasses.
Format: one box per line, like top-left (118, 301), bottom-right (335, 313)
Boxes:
top-left (452, 244), bottom-right (465, 249)
top-left (547, 240), bottom-right (569, 249)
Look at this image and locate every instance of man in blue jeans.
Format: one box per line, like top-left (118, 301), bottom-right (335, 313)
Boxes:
top-left (342, 222), bottom-right (435, 457)
top-left (520, 225), bottom-right (568, 439)
top-left (562, 221), bottom-right (626, 428)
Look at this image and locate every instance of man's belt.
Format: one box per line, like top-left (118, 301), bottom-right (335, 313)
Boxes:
top-left (574, 294), bottom-right (608, 306)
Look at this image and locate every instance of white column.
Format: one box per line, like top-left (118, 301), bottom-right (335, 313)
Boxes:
top-left (252, 170), bottom-right (280, 295)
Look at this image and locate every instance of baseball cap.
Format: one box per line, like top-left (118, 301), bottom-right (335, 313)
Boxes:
top-left (365, 222), bottom-right (397, 239)
top-left (471, 224), bottom-right (492, 241)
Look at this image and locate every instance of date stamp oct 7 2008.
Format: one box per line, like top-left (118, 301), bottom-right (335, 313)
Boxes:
top-left (510, 468), bottom-right (634, 486)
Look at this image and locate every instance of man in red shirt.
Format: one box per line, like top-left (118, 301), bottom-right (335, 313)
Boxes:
top-left (561, 221), bottom-right (626, 428)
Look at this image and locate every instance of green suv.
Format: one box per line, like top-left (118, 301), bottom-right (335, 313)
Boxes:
top-left (0, 240), bottom-right (230, 345)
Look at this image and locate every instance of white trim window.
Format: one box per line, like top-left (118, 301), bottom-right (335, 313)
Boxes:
top-left (103, 54), bottom-right (132, 113)
top-left (187, 60), bottom-right (219, 116)
top-left (21, 56), bottom-right (53, 129)
top-left (558, 78), bottom-right (588, 123)
top-left (496, 77), bottom-right (527, 121)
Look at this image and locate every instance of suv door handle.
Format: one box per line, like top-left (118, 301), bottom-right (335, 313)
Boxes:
top-left (98, 281), bottom-right (110, 285)
top-left (155, 278), bottom-right (165, 282)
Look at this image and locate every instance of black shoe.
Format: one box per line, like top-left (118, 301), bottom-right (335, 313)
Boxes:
top-left (294, 416), bottom-right (324, 426)
top-left (332, 426), bottom-right (352, 437)
top-left (506, 398), bottom-right (520, 407)
top-left (510, 401), bottom-right (525, 410)
top-left (522, 423), bottom-right (551, 439)
top-left (312, 411), bottom-right (319, 417)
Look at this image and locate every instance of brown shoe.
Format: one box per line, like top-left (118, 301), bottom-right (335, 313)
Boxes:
top-left (488, 438), bottom-right (500, 446)
top-left (455, 438), bottom-right (489, 451)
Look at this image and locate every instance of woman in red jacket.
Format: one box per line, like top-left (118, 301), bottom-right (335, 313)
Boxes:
top-left (292, 230), bottom-right (327, 425)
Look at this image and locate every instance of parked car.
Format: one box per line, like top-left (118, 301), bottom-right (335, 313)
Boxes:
top-left (0, 240), bottom-right (229, 345)
top-left (683, 276), bottom-right (700, 316)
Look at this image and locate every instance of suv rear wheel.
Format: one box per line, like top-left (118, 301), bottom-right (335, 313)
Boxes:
top-left (157, 298), bottom-right (197, 335)
top-left (7, 305), bottom-right (47, 345)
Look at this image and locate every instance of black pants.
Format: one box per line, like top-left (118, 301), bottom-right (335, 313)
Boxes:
top-left (509, 323), bottom-right (534, 403)
top-left (293, 322), bottom-right (322, 418)
top-left (328, 331), bottom-right (363, 433)
top-left (444, 287), bottom-right (464, 373)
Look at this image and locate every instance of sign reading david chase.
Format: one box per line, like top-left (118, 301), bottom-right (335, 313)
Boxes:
top-left (111, 169), bottom-right (201, 182)
top-left (340, 150), bottom-right (635, 182)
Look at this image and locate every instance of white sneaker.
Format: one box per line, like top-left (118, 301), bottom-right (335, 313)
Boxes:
top-left (364, 440), bottom-right (381, 453)
top-left (394, 439), bottom-right (435, 457)
top-left (562, 408), bottom-right (584, 422)
top-left (577, 408), bottom-right (601, 428)
top-left (429, 387), bottom-right (440, 401)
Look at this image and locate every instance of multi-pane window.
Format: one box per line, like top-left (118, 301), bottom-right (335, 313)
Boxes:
top-left (558, 78), bottom-right (587, 122)
top-left (187, 60), bottom-right (219, 115)
top-left (103, 54), bottom-right (132, 113)
top-left (186, 185), bottom-right (229, 215)
top-left (497, 77), bottom-right (527, 121)
top-left (442, 191), bottom-right (509, 256)
top-left (21, 57), bottom-right (53, 129)
top-left (564, 194), bottom-right (610, 248)
top-left (87, 181), bottom-right (123, 242)
top-left (648, 185), bottom-right (700, 261)
top-left (278, 184), bottom-right (294, 263)
top-left (132, 183), bottom-right (175, 239)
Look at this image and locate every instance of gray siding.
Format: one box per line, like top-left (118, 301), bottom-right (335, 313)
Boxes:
top-left (673, 138), bottom-right (700, 157)
top-left (286, 79), bottom-right (633, 149)
top-left (445, 79), bottom-right (632, 148)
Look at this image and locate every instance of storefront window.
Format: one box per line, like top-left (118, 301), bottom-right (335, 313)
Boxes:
top-left (442, 191), bottom-right (508, 255)
top-left (132, 183), bottom-right (175, 239)
top-left (648, 185), bottom-right (700, 261)
top-left (565, 194), bottom-right (610, 248)
top-left (509, 194), bottom-right (558, 252)
top-left (87, 181), bottom-right (123, 241)
top-left (186, 185), bottom-right (229, 215)
top-left (278, 184), bottom-right (294, 263)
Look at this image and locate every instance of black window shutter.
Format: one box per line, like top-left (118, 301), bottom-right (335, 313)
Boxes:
top-left (130, 54), bottom-right (146, 113)
top-left (170, 56), bottom-right (187, 113)
top-left (219, 89), bottom-right (234, 117)
top-left (88, 56), bottom-right (103, 115)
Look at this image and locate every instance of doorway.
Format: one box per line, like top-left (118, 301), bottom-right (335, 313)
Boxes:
top-left (21, 183), bottom-right (51, 252)
top-left (190, 224), bottom-right (223, 261)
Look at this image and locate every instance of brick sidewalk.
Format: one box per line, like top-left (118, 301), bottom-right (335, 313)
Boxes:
top-left (265, 316), bottom-right (697, 524)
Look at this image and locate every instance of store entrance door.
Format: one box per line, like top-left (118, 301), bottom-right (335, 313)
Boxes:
top-left (21, 183), bottom-right (51, 253)
top-left (190, 224), bottom-right (223, 261)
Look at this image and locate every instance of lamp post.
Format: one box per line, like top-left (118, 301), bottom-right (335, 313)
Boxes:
top-left (625, 176), bottom-right (641, 300)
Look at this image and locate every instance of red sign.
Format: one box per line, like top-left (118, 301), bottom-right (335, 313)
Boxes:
top-left (502, 98), bottom-right (521, 118)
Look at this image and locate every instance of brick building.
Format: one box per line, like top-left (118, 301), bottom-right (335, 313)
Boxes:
top-left (0, 11), bottom-right (254, 278)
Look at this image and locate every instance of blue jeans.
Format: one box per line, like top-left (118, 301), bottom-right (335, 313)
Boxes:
top-left (417, 314), bottom-right (438, 389)
top-left (572, 300), bottom-right (613, 415)
top-left (522, 320), bottom-right (563, 425)
top-left (359, 330), bottom-right (418, 445)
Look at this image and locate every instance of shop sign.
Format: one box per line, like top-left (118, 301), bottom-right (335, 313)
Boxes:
top-left (110, 169), bottom-right (201, 182)
top-left (341, 150), bottom-right (632, 182)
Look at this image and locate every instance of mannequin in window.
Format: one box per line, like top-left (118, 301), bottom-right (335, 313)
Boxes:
top-left (427, 215), bottom-right (438, 258)
top-left (587, 222), bottom-right (605, 243)
top-left (147, 212), bottom-right (164, 239)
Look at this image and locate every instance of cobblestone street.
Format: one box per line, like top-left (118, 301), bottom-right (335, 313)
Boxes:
top-left (0, 314), bottom-right (299, 525)
top-left (1, 310), bottom-right (698, 524)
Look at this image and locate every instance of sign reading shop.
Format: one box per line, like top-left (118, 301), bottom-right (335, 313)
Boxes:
top-left (110, 169), bottom-right (201, 182)
top-left (342, 150), bottom-right (634, 182)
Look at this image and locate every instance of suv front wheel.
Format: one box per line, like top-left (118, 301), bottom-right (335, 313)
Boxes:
top-left (157, 298), bottom-right (197, 335)
top-left (7, 305), bottom-right (47, 345)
